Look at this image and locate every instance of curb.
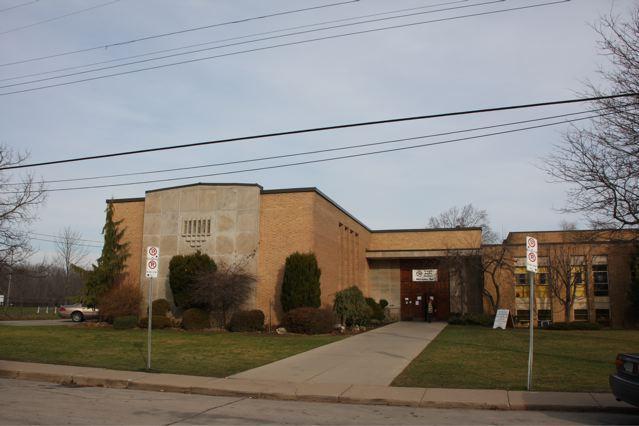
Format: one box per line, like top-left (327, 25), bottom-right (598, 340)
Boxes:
top-left (0, 363), bottom-right (637, 414)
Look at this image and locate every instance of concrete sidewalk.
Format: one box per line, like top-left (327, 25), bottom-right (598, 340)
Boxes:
top-left (232, 321), bottom-right (446, 385)
top-left (0, 360), bottom-right (636, 413)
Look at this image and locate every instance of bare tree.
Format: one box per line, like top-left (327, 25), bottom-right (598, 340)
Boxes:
top-left (545, 7), bottom-right (639, 229)
top-left (480, 245), bottom-right (513, 314)
top-left (559, 220), bottom-right (578, 231)
top-left (0, 146), bottom-right (46, 266)
top-left (428, 204), bottom-right (498, 243)
top-left (193, 261), bottom-right (257, 326)
top-left (55, 227), bottom-right (89, 292)
top-left (546, 243), bottom-right (591, 322)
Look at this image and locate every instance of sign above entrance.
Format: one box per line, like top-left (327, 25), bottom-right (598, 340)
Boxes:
top-left (412, 269), bottom-right (437, 282)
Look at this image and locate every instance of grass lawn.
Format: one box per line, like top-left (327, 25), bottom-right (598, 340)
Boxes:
top-left (0, 326), bottom-right (343, 377)
top-left (0, 306), bottom-right (59, 320)
top-left (393, 325), bottom-right (639, 392)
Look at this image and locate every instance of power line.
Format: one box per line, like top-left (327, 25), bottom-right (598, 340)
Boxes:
top-left (28, 232), bottom-right (102, 244)
top-left (0, 0), bottom-right (469, 83)
top-left (0, 0), bottom-right (121, 36)
top-left (1, 111), bottom-right (615, 194)
top-left (4, 107), bottom-right (614, 187)
top-left (2, 92), bottom-right (635, 171)
top-left (0, 0), bottom-right (360, 67)
top-left (0, 0), bottom-right (502, 89)
top-left (0, 0), bottom-right (570, 96)
top-left (29, 237), bottom-right (102, 249)
top-left (0, 0), bottom-right (39, 14)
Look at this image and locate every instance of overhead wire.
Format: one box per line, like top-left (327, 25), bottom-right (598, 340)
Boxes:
top-left (0, 0), bottom-right (121, 36)
top-left (0, 0), bottom-right (503, 89)
top-left (28, 231), bottom-right (102, 244)
top-left (1, 92), bottom-right (634, 171)
top-left (0, 110), bottom-right (619, 194)
top-left (0, 0), bottom-right (470, 83)
top-left (0, 0), bottom-right (39, 14)
top-left (0, 0), bottom-right (571, 96)
top-left (2, 106), bottom-right (620, 187)
top-left (0, 0), bottom-right (361, 67)
top-left (29, 236), bottom-right (102, 249)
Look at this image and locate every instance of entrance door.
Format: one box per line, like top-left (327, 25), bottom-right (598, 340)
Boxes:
top-left (400, 259), bottom-right (450, 321)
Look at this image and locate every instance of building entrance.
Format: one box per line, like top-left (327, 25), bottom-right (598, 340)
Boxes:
top-left (399, 259), bottom-right (450, 321)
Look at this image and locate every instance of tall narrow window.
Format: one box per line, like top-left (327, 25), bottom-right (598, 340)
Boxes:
top-left (593, 256), bottom-right (609, 296)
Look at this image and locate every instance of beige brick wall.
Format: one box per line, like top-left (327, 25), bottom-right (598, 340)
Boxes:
top-left (311, 193), bottom-right (370, 307)
top-left (369, 229), bottom-right (482, 251)
top-left (257, 192), bottom-right (316, 324)
top-left (485, 234), bottom-right (637, 328)
top-left (110, 199), bottom-right (145, 287)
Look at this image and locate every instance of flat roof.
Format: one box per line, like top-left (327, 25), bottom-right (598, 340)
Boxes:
top-left (107, 183), bottom-right (481, 235)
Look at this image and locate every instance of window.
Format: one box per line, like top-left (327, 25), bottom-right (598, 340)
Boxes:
top-left (596, 309), bottom-right (610, 325)
top-left (537, 309), bottom-right (552, 321)
top-left (574, 309), bottom-right (589, 321)
top-left (516, 310), bottom-right (530, 321)
top-left (538, 273), bottom-right (548, 285)
top-left (516, 273), bottom-right (527, 285)
top-left (593, 264), bottom-right (609, 296)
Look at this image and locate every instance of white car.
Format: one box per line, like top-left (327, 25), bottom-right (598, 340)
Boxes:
top-left (58, 304), bottom-right (99, 322)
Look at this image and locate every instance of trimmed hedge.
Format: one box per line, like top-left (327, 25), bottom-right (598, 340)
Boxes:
top-left (229, 310), bottom-right (265, 332)
top-left (113, 315), bottom-right (138, 330)
top-left (182, 308), bottom-right (209, 330)
top-left (333, 286), bottom-right (372, 326)
top-left (448, 313), bottom-right (494, 327)
top-left (138, 315), bottom-right (171, 329)
top-left (365, 297), bottom-right (385, 322)
top-left (546, 322), bottom-right (602, 330)
top-left (280, 252), bottom-right (321, 312)
top-left (282, 307), bottom-right (335, 334)
top-left (151, 299), bottom-right (171, 316)
top-left (169, 251), bottom-right (216, 308)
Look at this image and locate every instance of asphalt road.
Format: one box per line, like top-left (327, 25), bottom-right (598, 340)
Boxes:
top-left (1, 379), bottom-right (637, 425)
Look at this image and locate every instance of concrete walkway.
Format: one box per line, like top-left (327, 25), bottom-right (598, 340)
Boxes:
top-left (0, 360), bottom-right (635, 413)
top-left (232, 321), bottom-right (447, 385)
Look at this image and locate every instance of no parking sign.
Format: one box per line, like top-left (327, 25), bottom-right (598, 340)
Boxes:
top-left (145, 246), bottom-right (160, 278)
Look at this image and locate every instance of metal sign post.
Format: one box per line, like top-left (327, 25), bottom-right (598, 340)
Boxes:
top-left (145, 246), bottom-right (159, 370)
top-left (525, 236), bottom-right (538, 391)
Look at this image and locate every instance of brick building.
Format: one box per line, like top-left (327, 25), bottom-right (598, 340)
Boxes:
top-left (108, 182), bottom-right (637, 326)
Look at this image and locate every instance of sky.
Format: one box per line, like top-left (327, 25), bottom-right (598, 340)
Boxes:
top-left (0, 0), bottom-right (634, 265)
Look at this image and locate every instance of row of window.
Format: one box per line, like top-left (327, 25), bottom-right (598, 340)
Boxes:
top-left (516, 309), bottom-right (610, 324)
top-left (514, 264), bottom-right (609, 296)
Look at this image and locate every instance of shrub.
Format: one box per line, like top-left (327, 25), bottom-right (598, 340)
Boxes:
top-left (97, 281), bottom-right (142, 322)
top-left (113, 316), bottom-right (138, 330)
top-left (282, 307), bottom-right (335, 334)
top-left (280, 252), bottom-right (321, 312)
top-left (365, 297), bottom-right (385, 322)
top-left (169, 251), bottom-right (216, 308)
top-left (547, 322), bottom-right (602, 330)
top-left (151, 299), bottom-right (171, 316)
top-left (182, 308), bottom-right (210, 330)
top-left (448, 313), bottom-right (494, 327)
top-left (229, 310), bottom-right (265, 332)
top-left (379, 299), bottom-right (389, 309)
top-left (333, 286), bottom-right (372, 326)
top-left (138, 315), bottom-right (171, 329)
top-left (194, 262), bottom-right (256, 326)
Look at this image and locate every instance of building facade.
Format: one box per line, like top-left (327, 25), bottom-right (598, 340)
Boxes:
top-left (108, 183), bottom-right (637, 326)
top-left (109, 183), bottom-right (482, 324)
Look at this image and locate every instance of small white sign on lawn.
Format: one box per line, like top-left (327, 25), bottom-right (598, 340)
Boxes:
top-left (493, 309), bottom-right (510, 330)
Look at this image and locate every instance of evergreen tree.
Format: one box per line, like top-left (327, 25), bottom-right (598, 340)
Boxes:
top-left (169, 251), bottom-right (216, 308)
top-left (280, 252), bottom-right (321, 312)
top-left (85, 202), bottom-right (130, 305)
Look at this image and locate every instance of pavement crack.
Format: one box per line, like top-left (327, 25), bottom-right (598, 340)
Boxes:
top-left (163, 396), bottom-right (245, 426)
